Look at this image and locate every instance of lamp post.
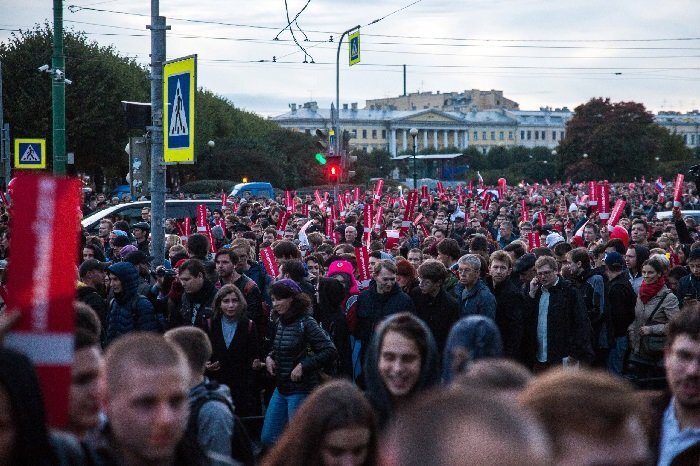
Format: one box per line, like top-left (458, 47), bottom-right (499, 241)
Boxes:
top-left (410, 127), bottom-right (418, 189)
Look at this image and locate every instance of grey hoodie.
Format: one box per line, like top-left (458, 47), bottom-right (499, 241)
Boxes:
top-left (189, 378), bottom-right (236, 464)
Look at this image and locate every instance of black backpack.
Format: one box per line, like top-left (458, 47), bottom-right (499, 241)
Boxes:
top-left (187, 381), bottom-right (257, 466)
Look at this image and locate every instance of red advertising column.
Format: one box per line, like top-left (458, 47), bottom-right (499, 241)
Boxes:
top-left (5, 174), bottom-right (81, 427)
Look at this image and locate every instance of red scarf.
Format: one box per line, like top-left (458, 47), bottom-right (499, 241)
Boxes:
top-left (639, 276), bottom-right (665, 304)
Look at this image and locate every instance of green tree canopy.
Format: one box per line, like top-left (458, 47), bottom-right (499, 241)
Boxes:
top-left (558, 98), bottom-right (691, 181)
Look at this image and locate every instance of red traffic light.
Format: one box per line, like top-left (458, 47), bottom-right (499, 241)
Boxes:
top-left (327, 163), bottom-right (340, 183)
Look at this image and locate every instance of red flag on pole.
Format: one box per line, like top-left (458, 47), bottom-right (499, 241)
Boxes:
top-left (5, 174), bottom-right (81, 427)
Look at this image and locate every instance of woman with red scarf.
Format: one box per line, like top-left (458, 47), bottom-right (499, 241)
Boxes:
top-left (626, 255), bottom-right (680, 385)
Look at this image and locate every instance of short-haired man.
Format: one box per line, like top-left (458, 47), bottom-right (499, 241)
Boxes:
top-left (132, 222), bottom-right (151, 254)
top-left (90, 333), bottom-right (204, 464)
top-left (77, 259), bottom-right (108, 329)
top-left (170, 259), bottom-right (217, 329)
top-left (649, 306), bottom-right (700, 465)
top-left (498, 221), bottom-right (519, 249)
top-left (630, 219), bottom-right (649, 245)
top-left (454, 254), bottom-right (496, 320)
top-left (410, 259), bottom-right (459, 354)
top-left (520, 368), bottom-right (648, 465)
top-left (357, 259), bottom-right (415, 346)
top-left (677, 248), bottom-right (700, 307)
top-left (98, 219), bottom-right (114, 260)
top-left (583, 223), bottom-right (599, 246)
top-left (436, 238), bottom-right (460, 296)
top-left (602, 251), bottom-right (637, 375)
top-left (486, 251), bottom-right (525, 362)
top-left (164, 327), bottom-right (235, 463)
top-left (344, 225), bottom-right (361, 247)
top-left (525, 256), bottom-right (593, 371)
top-left (407, 248), bottom-right (424, 269)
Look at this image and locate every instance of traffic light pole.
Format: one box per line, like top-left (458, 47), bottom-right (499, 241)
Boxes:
top-left (52, 0), bottom-right (66, 175)
top-left (335, 25), bottom-right (360, 181)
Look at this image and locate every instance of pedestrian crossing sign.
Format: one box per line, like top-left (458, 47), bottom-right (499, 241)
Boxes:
top-left (349, 29), bottom-right (360, 66)
top-left (164, 55), bottom-right (196, 164)
top-left (14, 138), bottom-right (46, 169)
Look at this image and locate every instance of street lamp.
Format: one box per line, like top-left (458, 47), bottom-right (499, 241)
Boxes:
top-left (583, 153), bottom-right (588, 159)
top-left (410, 128), bottom-right (418, 189)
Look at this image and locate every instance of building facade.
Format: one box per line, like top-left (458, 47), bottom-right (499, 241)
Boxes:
top-left (656, 111), bottom-right (700, 148)
top-left (365, 89), bottom-right (519, 112)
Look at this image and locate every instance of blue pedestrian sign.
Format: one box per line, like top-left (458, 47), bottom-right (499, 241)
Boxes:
top-left (349, 29), bottom-right (360, 66)
top-left (163, 55), bottom-right (196, 164)
top-left (14, 138), bottom-right (46, 169)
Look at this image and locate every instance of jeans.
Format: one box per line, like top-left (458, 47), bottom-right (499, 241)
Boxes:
top-left (607, 336), bottom-right (628, 376)
top-left (260, 388), bottom-right (307, 446)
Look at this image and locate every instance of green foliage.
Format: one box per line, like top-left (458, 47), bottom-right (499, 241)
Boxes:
top-left (180, 179), bottom-right (237, 194)
top-left (0, 24), bottom-right (149, 186)
top-left (351, 148), bottom-right (392, 183)
top-left (558, 98), bottom-right (691, 181)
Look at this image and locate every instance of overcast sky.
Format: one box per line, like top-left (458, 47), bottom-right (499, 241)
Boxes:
top-left (2, 0), bottom-right (699, 116)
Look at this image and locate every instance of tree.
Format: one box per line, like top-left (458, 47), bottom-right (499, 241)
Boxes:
top-left (0, 24), bottom-right (149, 187)
top-left (557, 98), bottom-right (690, 181)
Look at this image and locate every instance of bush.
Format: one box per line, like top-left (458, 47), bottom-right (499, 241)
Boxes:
top-left (180, 179), bottom-right (237, 194)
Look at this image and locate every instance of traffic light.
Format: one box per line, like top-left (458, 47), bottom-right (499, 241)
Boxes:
top-left (315, 128), bottom-right (335, 156)
top-left (326, 155), bottom-right (341, 184)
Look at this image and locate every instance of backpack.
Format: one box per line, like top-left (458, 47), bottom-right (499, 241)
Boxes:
top-left (110, 294), bottom-right (166, 332)
top-left (188, 381), bottom-right (257, 466)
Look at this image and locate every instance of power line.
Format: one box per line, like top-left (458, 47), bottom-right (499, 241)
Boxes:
top-left (366, 0), bottom-right (424, 27)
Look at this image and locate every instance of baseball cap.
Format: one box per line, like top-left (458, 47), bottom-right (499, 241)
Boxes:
top-left (603, 252), bottom-right (625, 268)
top-left (132, 222), bottom-right (151, 232)
top-left (79, 258), bottom-right (108, 278)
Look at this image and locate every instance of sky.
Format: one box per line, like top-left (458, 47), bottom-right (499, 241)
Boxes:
top-left (1, 0), bottom-right (699, 117)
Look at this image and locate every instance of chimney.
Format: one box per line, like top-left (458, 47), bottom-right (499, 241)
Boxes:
top-left (343, 103), bottom-right (348, 110)
top-left (290, 103), bottom-right (297, 112)
top-left (351, 102), bottom-right (358, 111)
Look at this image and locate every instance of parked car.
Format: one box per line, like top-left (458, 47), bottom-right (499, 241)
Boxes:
top-left (81, 199), bottom-right (223, 234)
top-left (655, 210), bottom-right (700, 224)
top-left (229, 182), bottom-right (274, 199)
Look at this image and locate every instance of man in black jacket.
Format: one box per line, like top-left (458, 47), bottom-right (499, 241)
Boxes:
top-left (525, 256), bottom-right (593, 371)
top-left (357, 260), bottom-right (415, 346)
top-left (170, 259), bottom-right (217, 329)
top-left (77, 259), bottom-right (108, 329)
top-left (603, 251), bottom-right (637, 375)
top-left (411, 259), bottom-right (459, 356)
top-left (486, 251), bottom-right (525, 363)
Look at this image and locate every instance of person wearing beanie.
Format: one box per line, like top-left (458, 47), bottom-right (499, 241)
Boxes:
top-left (261, 278), bottom-right (337, 446)
top-left (104, 261), bottom-right (161, 345)
top-left (442, 315), bottom-right (503, 384)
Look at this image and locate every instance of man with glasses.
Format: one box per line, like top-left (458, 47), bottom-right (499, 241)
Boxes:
top-left (649, 306), bottom-right (700, 465)
top-left (525, 256), bottom-right (592, 372)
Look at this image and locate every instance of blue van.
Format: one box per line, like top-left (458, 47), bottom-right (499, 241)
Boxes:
top-left (229, 182), bottom-right (274, 199)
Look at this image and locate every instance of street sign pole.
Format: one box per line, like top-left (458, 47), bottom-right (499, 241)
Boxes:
top-left (52, 0), bottom-right (66, 175)
top-left (335, 25), bottom-right (360, 183)
top-left (148, 0), bottom-right (169, 266)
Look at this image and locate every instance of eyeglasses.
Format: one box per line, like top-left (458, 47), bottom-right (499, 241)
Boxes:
top-left (536, 269), bottom-right (555, 277)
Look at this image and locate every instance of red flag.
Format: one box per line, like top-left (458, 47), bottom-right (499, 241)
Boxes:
top-left (221, 191), bottom-right (227, 209)
top-left (276, 210), bottom-right (291, 239)
top-left (196, 204), bottom-right (208, 232)
top-left (597, 182), bottom-right (610, 223)
top-left (385, 229), bottom-right (400, 250)
top-left (527, 232), bottom-right (541, 250)
top-left (609, 199), bottom-right (627, 227)
top-left (183, 217), bottom-right (191, 237)
top-left (284, 190), bottom-right (294, 210)
top-left (363, 204), bottom-right (374, 245)
top-left (259, 247), bottom-right (280, 277)
top-left (355, 246), bottom-right (371, 284)
top-left (374, 179), bottom-right (384, 202)
top-left (588, 181), bottom-right (598, 212)
top-left (400, 191), bottom-right (418, 237)
top-left (374, 206), bottom-right (384, 233)
top-left (674, 173), bottom-right (685, 208)
top-left (6, 174), bottom-right (81, 427)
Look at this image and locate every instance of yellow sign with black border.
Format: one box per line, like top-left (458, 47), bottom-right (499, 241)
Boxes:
top-left (14, 138), bottom-right (46, 169)
top-left (164, 55), bottom-right (196, 164)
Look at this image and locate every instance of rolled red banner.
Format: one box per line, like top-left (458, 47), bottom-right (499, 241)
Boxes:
top-left (196, 204), bottom-right (208, 232)
top-left (354, 187), bottom-right (360, 203)
top-left (374, 179), bottom-right (384, 201)
top-left (314, 190), bottom-right (323, 207)
top-left (521, 199), bottom-right (529, 223)
top-left (537, 211), bottom-right (546, 226)
top-left (221, 191), bottom-right (227, 209)
top-left (674, 173), bottom-right (685, 208)
top-left (363, 203), bottom-right (374, 245)
top-left (481, 190), bottom-right (491, 212)
top-left (528, 232), bottom-right (541, 250)
top-left (421, 185), bottom-right (429, 203)
top-left (588, 181), bottom-right (598, 211)
top-left (276, 210), bottom-right (291, 239)
top-left (608, 199), bottom-right (627, 227)
top-left (355, 246), bottom-right (371, 283)
top-left (597, 182), bottom-right (610, 221)
top-left (260, 247), bottom-right (280, 277)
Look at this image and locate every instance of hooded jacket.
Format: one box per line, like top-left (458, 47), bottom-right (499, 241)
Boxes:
top-left (357, 281), bottom-right (415, 345)
top-left (363, 314), bottom-right (440, 429)
top-left (442, 315), bottom-right (503, 383)
top-left (104, 262), bottom-right (161, 345)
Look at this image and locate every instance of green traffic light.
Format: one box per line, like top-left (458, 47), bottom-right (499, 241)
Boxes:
top-left (315, 153), bottom-right (327, 164)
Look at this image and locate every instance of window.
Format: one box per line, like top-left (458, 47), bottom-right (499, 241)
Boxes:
top-left (499, 131), bottom-right (504, 140)
top-left (490, 131), bottom-right (495, 140)
top-left (692, 134), bottom-right (696, 145)
top-left (482, 131), bottom-right (487, 140)
top-left (304, 129), bottom-right (311, 135)
top-left (520, 130), bottom-right (525, 140)
top-left (509, 131), bottom-right (513, 140)
top-left (560, 131), bottom-right (564, 140)
top-left (352, 129), bottom-right (357, 138)
top-left (684, 134), bottom-right (688, 144)
top-left (474, 131), bottom-right (478, 141)
top-left (382, 130), bottom-right (387, 139)
top-left (552, 131), bottom-right (557, 141)
top-left (535, 131), bottom-right (539, 140)
top-left (372, 130), bottom-right (377, 139)
top-left (527, 131), bottom-right (532, 140)
top-left (541, 131), bottom-right (546, 140)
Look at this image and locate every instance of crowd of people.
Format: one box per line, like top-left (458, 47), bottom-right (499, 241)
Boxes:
top-left (2, 177), bottom-right (700, 465)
